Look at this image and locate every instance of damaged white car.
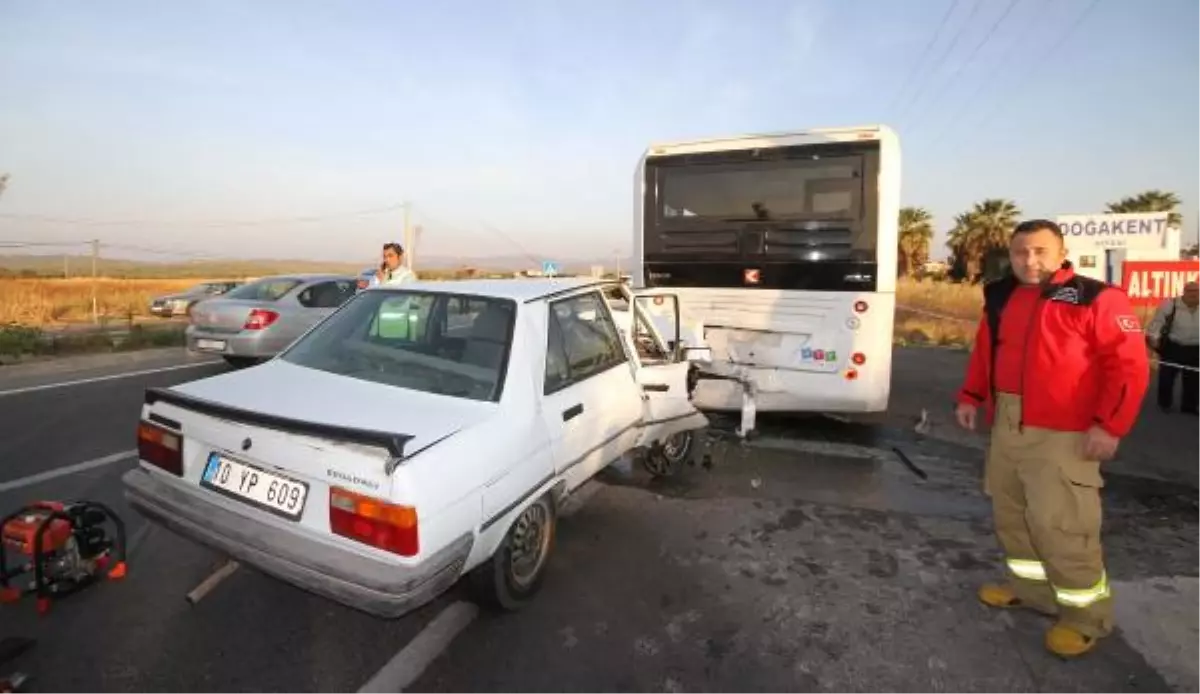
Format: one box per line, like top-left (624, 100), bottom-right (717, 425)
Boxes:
top-left (124, 278), bottom-right (709, 617)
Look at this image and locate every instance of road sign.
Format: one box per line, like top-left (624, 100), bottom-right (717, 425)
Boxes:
top-left (1121, 260), bottom-right (1200, 306)
top-left (542, 260), bottom-right (559, 277)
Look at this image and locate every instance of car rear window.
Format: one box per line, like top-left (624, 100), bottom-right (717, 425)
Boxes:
top-left (224, 278), bottom-right (302, 302)
top-left (280, 290), bottom-right (516, 402)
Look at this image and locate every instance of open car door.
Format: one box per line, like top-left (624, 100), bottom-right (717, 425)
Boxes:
top-left (624, 291), bottom-right (709, 453)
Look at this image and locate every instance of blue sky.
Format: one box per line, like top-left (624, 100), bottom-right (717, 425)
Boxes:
top-left (0, 0), bottom-right (1196, 264)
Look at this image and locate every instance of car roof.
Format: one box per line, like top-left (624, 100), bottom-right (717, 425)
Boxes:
top-left (249, 273), bottom-right (356, 283)
top-left (379, 277), bottom-right (612, 303)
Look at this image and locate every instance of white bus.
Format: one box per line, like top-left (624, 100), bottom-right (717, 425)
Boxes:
top-left (632, 125), bottom-right (901, 415)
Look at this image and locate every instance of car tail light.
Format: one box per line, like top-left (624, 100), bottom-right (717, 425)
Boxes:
top-left (845, 368), bottom-right (859, 381)
top-left (853, 301), bottom-right (869, 313)
top-left (852, 352), bottom-right (866, 365)
top-left (329, 488), bottom-right (418, 557)
top-left (357, 279), bottom-right (369, 290)
top-left (137, 421), bottom-right (182, 476)
top-left (243, 309), bottom-right (279, 330)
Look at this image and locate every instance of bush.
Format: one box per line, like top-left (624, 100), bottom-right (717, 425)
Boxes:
top-left (0, 325), bottom-right (44, 357)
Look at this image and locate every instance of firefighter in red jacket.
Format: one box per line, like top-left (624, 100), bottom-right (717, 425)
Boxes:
top-left (955, 219), bottom-right (1149, 658)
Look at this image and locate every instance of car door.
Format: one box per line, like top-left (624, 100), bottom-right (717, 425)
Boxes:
top-left (624, 292), bottom-right (709, 449)
top-left (260, 281), bottom-right (341, 352)
top-left (540, 290), bottom-right (643, 492)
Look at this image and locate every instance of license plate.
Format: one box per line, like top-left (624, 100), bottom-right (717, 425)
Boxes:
top-left (195, 338), bottom-right (227, 352)
top-left (201, 453), bottom-right (309, 520)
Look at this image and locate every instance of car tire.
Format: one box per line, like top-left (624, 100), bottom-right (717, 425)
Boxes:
top-left (469, 493), bottom-right (556, 612)
top-left (642, 430), bottom-right (694, 478)
top-left (222, 356), bottom-right (259, 369)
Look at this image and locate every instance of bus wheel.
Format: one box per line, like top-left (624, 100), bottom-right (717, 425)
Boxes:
top-left (642, 431), bottom-right (693, 478)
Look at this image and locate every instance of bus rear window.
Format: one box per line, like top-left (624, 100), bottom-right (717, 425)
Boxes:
top-left (658, 160), bottom-right (861, 223)
top-left (643, 141), bottom-right (881, 265)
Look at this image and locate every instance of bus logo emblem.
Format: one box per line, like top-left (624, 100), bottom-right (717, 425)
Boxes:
top-left (744, 268), bottom-right (761, 285)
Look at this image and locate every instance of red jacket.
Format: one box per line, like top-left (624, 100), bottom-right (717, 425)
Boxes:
top-left (957, 262), bottom-right (1149, 437)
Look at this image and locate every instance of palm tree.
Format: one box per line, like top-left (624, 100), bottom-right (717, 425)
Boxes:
top-left (969, 198), bottom-right (1021, 250)
top-left (897, 207), bottom-right (934, 277)
top-left (1106, 190), bottom-right (1182, 228)
top-left (945, 199), bottom-right (1021, 282)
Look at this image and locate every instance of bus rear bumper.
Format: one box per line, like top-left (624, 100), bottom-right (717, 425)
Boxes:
top-left (691, 372), bottom-right (888, 413)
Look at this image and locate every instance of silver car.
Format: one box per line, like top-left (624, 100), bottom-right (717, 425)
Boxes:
top-left (186, 274), bottom-right (358, 367)
top-left (150, 281), bottom-right (242, 317)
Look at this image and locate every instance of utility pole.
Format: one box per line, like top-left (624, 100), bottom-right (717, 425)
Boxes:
top-left (402, 202), bottom-right (413, 270)
top-left (414, 225), bottom-right (424, 270)
top-left (91, 239), bottom-right (99, 323)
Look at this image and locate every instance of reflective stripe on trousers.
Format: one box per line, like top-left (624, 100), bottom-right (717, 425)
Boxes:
top-left (1008, 557), bottom-right (1111, 607)
top-left (1006, 557), bottom-right (1048, 582)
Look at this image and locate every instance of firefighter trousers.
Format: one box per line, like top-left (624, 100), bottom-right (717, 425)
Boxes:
top-left (984, 393), bottom-right (1113, 638)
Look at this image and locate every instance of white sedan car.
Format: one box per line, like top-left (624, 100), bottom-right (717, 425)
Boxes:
top-left (124, 278), bottom-right (708, 617)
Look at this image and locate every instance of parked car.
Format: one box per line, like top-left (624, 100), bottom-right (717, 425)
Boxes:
top-left (185, 274), bottom-right (357, 367)
top-left (125, 278), bottom-right (708, 618)
top-left (149, 281), bottom-right (242, 317)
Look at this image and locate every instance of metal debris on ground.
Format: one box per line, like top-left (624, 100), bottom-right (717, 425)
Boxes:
top-left (185, 558), bottom-right (240, 605)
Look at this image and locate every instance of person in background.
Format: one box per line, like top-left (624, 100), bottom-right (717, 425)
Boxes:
top-left (373, 242), bottom-right (417, 286)
top-left (1145, 281), bottom-right (1199, 414)
top-left (954, 219), bottom-right (1149, 658)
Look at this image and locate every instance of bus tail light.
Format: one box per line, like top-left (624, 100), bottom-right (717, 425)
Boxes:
top-left (852, 352), bottom-right (866, 366)
top-left (329, 488), bottom-right (418, 557)
top-left (845, 369), bottom-right (859, 381)
top-left (853, 301), bottom-right (869, 314)
top-left (137, 421), bottom-right (182, 476)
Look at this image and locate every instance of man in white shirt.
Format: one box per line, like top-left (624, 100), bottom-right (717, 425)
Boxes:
top-left (372, 242), bottom-right (418, 287)
top-left (1146, 281), bottom-right (1199, 414)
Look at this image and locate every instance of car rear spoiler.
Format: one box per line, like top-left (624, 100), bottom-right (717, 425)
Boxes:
top-left (144, 388), bottom-right (414, 466)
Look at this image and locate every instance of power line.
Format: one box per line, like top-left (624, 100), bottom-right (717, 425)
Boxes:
top-left (885, 0), bottom-right (963, 116)
top-left (0, 240), bottom-right (90, 248)
top-left (0, 202), bottom-right (409, 228)
top-left (413, 206), bottom-right (542, 267)
top-left (970, 0), bottom-right (1101, 132)
top-left (103, 242), bottom-right (228, 260)
top-left (919, 0), bottom-right (1058, 145)
top-left (902, 0), bottom-right (1023, 137)
top-left (893, 0), bottom-right (986, 125)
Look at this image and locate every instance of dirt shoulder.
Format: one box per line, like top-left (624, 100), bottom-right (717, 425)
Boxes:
top-left (887, 346), bottom-right (1199, 489)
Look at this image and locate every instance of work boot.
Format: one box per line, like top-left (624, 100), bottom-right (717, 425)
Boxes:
top-left (1045, 623), bottom-right (1100, 658)
top-left (977, 583), bottom-right (1057, 616)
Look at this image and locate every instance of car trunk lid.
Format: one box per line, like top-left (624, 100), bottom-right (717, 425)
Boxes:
top-left (148, 360), bottom-right (495, 483)
top-left (189, 299), bottom-right (277, 334)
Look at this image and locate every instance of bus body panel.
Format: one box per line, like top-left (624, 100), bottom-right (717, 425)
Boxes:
top-left (633, 124), bottom-right (901, 414)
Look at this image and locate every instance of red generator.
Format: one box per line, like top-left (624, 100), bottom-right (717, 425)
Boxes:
top-left (0, 501), bottom-right (127, 614)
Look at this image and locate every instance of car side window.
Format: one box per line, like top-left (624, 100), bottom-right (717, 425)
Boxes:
top-left (544, 291), bottom-right (628, 394)
top-left (545, 313), bottom-right (571, 392)
top-left (299, 281), bottom-right (351, 309)
top-left (334, 280), bottom-right (357, 305)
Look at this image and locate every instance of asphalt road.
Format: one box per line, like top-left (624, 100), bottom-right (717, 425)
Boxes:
top-left (0, 348), bottom-right (1196, 692)
top-left (0, 353), bottom-right (458, 692)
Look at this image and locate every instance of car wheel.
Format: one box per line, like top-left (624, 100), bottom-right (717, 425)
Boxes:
top-left (222, 356), bottom-right (258, 369)
top-left (470, 494), bottom-right (556, 611)
top-left (642, 430), bottom-right (694, 478)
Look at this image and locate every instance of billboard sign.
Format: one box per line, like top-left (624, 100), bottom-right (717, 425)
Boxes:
top-left (1056, 212), bottom-right (1170, 251)
top-left (1121, 260), bottom-right (1200, 306)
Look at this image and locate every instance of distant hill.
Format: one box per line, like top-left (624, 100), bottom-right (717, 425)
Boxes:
top-left (0, 253), bottom-right (635, 279)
